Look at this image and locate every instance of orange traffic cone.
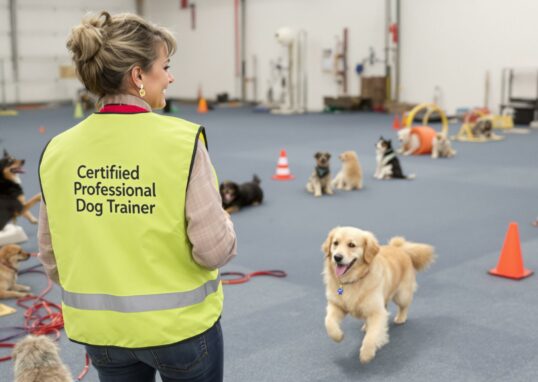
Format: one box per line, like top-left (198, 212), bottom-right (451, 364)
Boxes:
top-left (489, 222), bottom-right (533, 280)
top-left (272, 149), bottom-right (295, 180)
top-left (197, 97), bottom-right (208, 113)
top-left (392, 114), bottom-right (401, 130)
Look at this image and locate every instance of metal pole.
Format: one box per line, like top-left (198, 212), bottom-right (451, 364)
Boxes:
top-left (395, 0), bottom-right (401, 103)
top-left (9, 0), bottom-right (19, 103)
top-left (135, 0), bottom-right (144, 16)
top-left (385, 0), bottom-right (391, 103)
top-left (240, 0), bottom-right (246, 103)
top-left (0, 59), bottom-right (6, 109)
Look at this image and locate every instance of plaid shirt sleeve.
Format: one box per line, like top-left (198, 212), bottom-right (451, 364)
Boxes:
top-left (37, 202), bottom-right (60, 284)
top-left (186, 142), bottom-right (237, 269)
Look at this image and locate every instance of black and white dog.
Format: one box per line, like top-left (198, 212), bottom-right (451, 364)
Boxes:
top-left (374, 137), bottom-right (415, 180)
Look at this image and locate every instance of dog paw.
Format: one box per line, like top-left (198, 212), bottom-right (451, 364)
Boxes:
top-left (326, 326), bottom-right (344, 342)
top-left (394, 315), bottom-right (407, 325)
top-left (29, 218), bottom-right (38, 224)
top-left (359, 345), bottom-right (376, 364)
top-left (361, 323), bottom-right (367, 332)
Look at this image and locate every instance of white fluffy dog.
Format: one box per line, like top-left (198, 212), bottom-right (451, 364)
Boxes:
top-left (431, 132), bottom-right (456, 159)
top-left (397, 127), bottom-right (420, 156)
top-left (12, 335), bottom-right (72, 382)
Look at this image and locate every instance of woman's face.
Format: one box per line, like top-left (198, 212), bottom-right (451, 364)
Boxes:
top-left (141, 44), bottom-right (174, 109)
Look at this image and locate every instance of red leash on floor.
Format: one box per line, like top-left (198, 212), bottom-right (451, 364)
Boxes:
top-left (221, 270), bottom-right (287, 285)
top-left (0, 261), bottom-right (91, 380)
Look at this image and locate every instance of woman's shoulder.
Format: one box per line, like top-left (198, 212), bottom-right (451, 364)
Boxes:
top-left (149, 113), bottom-right (201, 130)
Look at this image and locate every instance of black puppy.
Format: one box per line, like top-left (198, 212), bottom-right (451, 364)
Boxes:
top-left (0, 150), bottom-right (41, 230)
top-left (220, 175), bottom-right (263, 213)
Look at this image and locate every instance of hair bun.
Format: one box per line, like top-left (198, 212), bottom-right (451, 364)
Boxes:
top-left (67, 11), bottom-right (110, 63)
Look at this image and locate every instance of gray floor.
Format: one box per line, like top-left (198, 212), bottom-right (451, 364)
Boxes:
top-left (1, 104), bottom-right (538, 381)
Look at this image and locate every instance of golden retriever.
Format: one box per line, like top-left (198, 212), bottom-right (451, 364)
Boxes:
top-left (13, 335), bottom-right (72, 382)
top-left (0, 244), bottom-right (32, 299)
top-left (331, 150), bottom-right (363, 191)
top-left (322, 226), bottom-right (435, 363)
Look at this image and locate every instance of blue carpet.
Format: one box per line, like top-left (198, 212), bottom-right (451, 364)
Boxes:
top-left (0, 104), bottom-right (537, 381)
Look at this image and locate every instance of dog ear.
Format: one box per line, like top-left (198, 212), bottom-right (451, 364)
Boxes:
top-left (363, 232), bottom-right (380, 264)
top-left (321, 227), bottom-right (338, 257)
top-left (314, 152), bottom-right (321, 159)
top-left (3, 149), bottom-right (8, 158)
top-left (326, 153), bottom-right (331, 160)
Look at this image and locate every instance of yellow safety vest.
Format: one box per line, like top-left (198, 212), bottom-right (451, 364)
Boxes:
top-left (39, 112), bottom-right (223, 348)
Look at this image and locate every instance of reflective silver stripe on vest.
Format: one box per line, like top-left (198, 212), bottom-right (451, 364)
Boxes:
top-left (62, 276), bottom-right (220, 313)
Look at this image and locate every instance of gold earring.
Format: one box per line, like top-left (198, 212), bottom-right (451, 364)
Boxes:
top-left (139, 84), bottom-right (146, 97)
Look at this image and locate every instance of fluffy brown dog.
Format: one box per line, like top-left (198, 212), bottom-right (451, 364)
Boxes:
top-left (331, 150), bottom-right (363, 191)
top-left (322, 227), bottom-right (435, 364)
top-left (12, 335), bottom-right (72, 382)
top-left (0, 244), bottom-right (31, 299)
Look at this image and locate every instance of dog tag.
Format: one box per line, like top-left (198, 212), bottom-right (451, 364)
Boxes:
top-left (337, 287), bottom-right (343, 295)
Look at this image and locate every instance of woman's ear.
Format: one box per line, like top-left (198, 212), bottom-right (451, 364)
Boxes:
top-left (363, 232), bottom-right (380, 264)
top-left (130, 65), bottom-right (143, 88)
top-left (322, 227), bottom-right (338, 257)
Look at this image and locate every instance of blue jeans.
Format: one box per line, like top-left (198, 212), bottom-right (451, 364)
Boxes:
top-left (85, 321), bottom-right (223, 382)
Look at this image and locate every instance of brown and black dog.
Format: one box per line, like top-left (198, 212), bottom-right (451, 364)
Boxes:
top-left (0, 244), bottom-right (32, 299)
top-left (220, 175), bottom-right (264, 213)
top-left (0, 150), bottom-right (41, 230)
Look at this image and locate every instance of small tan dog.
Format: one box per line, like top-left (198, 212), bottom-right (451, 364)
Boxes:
top-left (322, 226), bottom-right (435, 364)
top-left (306, 151), bottom-right (333, 197)
top-left (13, 335), bottom-right (72, 382)
top-left (331, 150), bottom-right (363, 191)
top-left (431, 132), bottom-right (456, 159)
top-left (0, 244), bottom-right (32, 299)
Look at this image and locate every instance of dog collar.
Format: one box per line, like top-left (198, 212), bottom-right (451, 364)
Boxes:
top-left (337, 269), bottom-right (370, 295)
top-left (315, 166), bottom-right (330, 178)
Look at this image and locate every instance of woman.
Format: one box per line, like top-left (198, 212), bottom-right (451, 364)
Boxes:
top-left (38, 11), bottom-right (236, 382)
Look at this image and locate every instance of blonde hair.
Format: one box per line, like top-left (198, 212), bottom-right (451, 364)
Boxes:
top-left (66, 11), bottom-right (176, 98)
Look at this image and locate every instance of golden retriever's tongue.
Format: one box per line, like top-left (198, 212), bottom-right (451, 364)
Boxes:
top-left (335, 264), bottom-right (348, 277)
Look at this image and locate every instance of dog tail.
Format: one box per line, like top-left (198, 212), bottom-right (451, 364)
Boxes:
top-left (389, 236), bottom-right (435, 271)
top-left (252, 174), bottom-right (261, 184)
top-left (405, 173), bottom-right (416, 180)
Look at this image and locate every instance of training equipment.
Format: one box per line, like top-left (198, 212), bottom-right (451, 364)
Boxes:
top-left (197, 97), bottom-right (208, 113)
top-left (489, 222), bottom-right (533, 280)
top-left (404, 103), bottom-right (449, 135)
top-left (272, 149), bottom-right (294, 180)
top-left (392, 114), bottom-right (401, 130)
top-left (455, 111), bottom-right (504, 142)
top-left (271, 27), bottom-right (307, 114)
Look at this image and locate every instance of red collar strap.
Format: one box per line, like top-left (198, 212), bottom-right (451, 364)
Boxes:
top-left (99, 104), bottom-right (149, 113)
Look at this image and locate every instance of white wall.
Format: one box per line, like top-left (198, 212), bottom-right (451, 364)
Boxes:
top-left (144, 0), bottom-right (236, 102)
top-left (0, 0), bottom-right (136, 104)
top-left (145, 0), bottom-right (386, 110)
top-left (401, 0), bottom-right (538, 114)
top-left (2, 0), bottom-right (538, 112)
top-left (145, 0), bottom-right (538, 113)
